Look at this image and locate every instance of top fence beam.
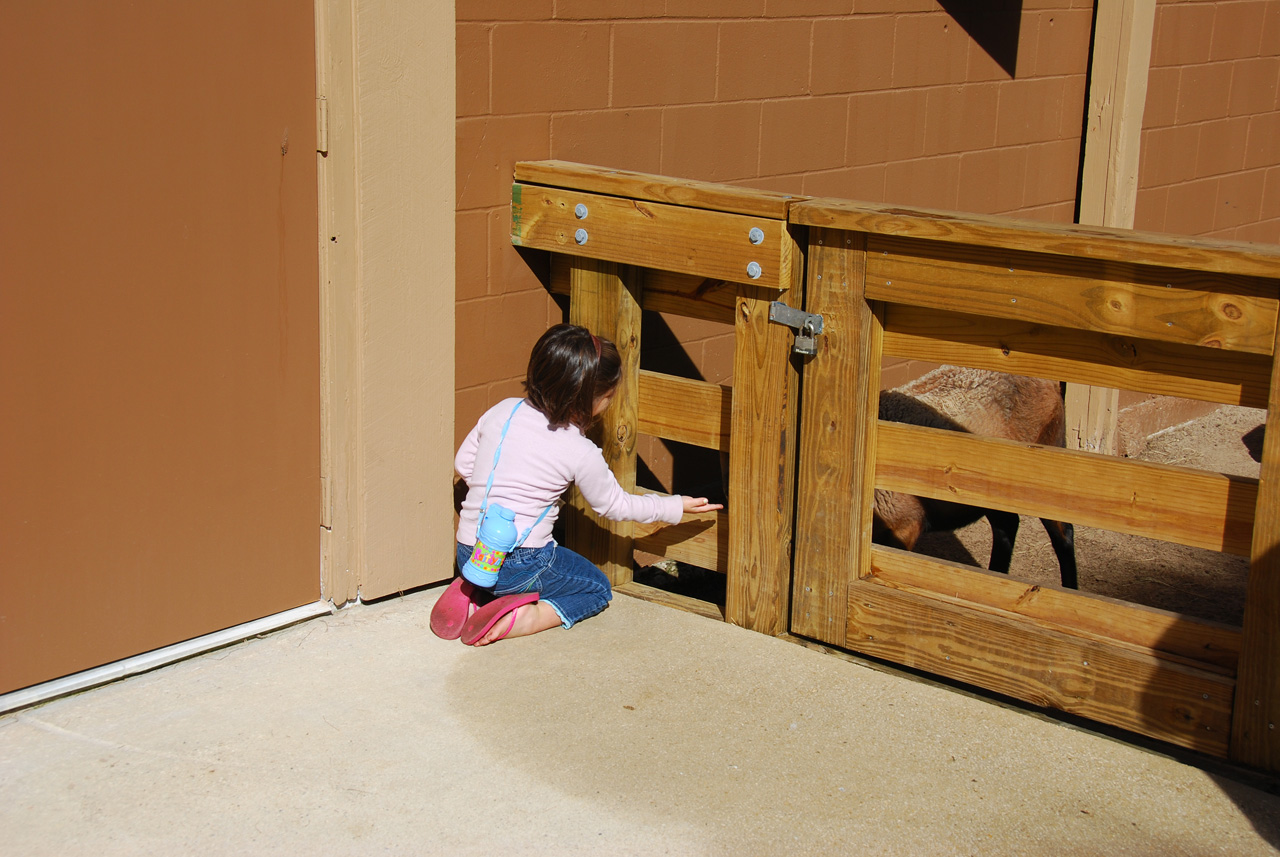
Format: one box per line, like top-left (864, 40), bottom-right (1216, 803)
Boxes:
top-left (791, 198), bottom-right (1280, 281)
top-left (515, 160), bottom-right (801, 220)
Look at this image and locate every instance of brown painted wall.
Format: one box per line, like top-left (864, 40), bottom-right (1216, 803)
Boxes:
top-left (1135, 0), bottom-right (1280, 241)
top-left (456, 1), bottom-right (1095, 468)
top-left (1, 3), bottom-right (320, 693)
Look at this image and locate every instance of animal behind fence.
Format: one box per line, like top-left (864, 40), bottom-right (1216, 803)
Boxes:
top-left (873, 366), bottom-right (1079, 589)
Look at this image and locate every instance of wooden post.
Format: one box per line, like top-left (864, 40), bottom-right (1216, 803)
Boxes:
top-left (565, 256), bottom-right (644, 586)
top-left (1064, 383), bottom-right (1119, 454)
top-left (725, 230), bottom-right (802, 635)
top-left (790, 229), bottom-right (881, 645)
top-left (1231, 325), bottom-right (1280, 770)
top-left (1079, 0), bottom-right (1156, 229)
top-left (1068, 0), bottom-right (1156, 454)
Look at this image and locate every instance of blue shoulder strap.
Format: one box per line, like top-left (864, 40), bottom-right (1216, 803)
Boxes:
top-left (479, 399), bottom-right (553, 547)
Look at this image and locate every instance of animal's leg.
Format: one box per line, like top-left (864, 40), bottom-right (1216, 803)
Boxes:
top-left (1040, 519), bottom-right (1078, 589)
top-left (873, 517), bottom-right (926, 553)
top-left (986, 509), bottom-right (1020, 573)
top-left (873, 493), bottom-right (928, 552)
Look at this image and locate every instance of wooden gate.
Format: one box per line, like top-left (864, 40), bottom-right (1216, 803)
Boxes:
top-left (789, 198), bottom-right (1280, 770)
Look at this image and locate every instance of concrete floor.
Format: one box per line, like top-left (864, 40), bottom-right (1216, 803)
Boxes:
top-left (3, 585), bottom-right (1280, 856)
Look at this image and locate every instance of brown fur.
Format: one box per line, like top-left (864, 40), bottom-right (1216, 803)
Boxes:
top-left (873, 367), bottom-right (1078, 588)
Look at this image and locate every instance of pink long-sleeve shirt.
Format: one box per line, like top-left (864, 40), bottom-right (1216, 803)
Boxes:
top-left (455, 398), bottom-right (684, 549)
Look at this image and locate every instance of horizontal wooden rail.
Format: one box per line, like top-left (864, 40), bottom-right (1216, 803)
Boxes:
top-left (870, 546), bottom-right (1241, 673)
top-left (637, 371), bottom-right (731, 452)
top-left (875, 422), bottom-right (1258, 556)
top-left (633, 509), bottom-right (727, 573)
top-left (615, 580), bottom-right (726, 620)
top-left (790, 197), bottom-right (1280, 279)
top-left (881, 304), bottom-right (1272, 408)
top-left (513, 183), bottom-right (793, 289)
top-left (864, 236), bottom-right (1278, 355)
top-left (847, 579), bottom-right (1234, 756)
top-left (550, 264), bottom-right (738, 325)
top-left (642, 272), bottom-right (740, 324)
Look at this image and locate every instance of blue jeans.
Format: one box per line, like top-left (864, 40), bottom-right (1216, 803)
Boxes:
top-left (454, 541), bottom-right (612, 629)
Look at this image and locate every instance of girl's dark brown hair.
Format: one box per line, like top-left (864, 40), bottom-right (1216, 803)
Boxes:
top-left (524, 323), bottom-right (621, 431)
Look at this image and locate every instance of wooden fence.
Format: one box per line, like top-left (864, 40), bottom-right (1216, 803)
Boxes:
top-left (511, 160), bottom-right (1280, 772)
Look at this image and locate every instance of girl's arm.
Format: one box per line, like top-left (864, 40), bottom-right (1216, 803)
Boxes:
top-left (575, 445), bottom-right (685, 525)
top-left (575, 446), bottom-right (724, 523)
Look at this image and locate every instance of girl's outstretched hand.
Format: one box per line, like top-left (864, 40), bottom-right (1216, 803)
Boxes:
top-left (682, 496), bottom-right (724, 514)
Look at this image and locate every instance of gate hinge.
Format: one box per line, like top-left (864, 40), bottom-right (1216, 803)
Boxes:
top-left (769, 302), bottom-right (824, 357)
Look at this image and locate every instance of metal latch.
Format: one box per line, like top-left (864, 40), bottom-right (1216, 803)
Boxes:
top-left (769, 302), bottom-right (824, 357)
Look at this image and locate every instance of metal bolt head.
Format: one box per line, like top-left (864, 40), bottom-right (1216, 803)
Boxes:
top-left (746, 261), bottom-right (762, 280)
top-left (575, 203), bottom-right (588, 219)
top-left (749, 227), bottom-right (765, 245)
top-left (574, 228), bottom-right (588, 245)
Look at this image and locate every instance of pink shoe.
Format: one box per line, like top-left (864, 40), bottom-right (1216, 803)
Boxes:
top-left (460, 592), bottom-right (540, 646)
top-left (430, 577), bottom-right (481, 640)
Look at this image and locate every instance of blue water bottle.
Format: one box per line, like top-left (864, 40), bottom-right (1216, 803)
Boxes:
top-left (463, 504), bottom-right (518, 587)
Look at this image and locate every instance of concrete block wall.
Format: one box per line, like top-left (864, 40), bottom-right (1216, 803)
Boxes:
top-left (456, 1), bottom-right (1095, 465)
top-left (1135, 0), bottom-right (1280, 242)
top-left (1112, 0), bottom-right (1280, 454)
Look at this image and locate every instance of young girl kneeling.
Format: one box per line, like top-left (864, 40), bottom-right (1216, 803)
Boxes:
top-left (433, 323), bottom-right (721, 646)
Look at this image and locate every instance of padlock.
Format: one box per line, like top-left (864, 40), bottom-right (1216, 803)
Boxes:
top-left (793, 319), bottom-right (818, 356)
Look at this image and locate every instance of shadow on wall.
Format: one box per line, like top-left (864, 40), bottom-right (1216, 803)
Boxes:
top-left (939, 0), bottom-right (1023, 78)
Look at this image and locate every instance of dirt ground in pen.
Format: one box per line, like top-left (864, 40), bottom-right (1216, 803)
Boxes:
top-left (638, 404), bottom-right (1267, 630)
